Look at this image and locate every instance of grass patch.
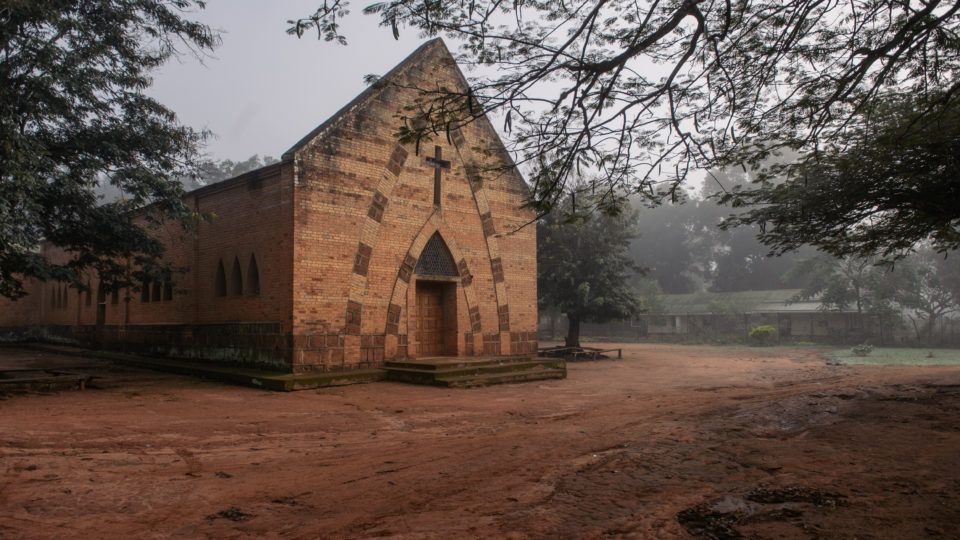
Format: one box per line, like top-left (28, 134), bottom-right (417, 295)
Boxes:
top-left (826, 347), bottom-right (960, 366)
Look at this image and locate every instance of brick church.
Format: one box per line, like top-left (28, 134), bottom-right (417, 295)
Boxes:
top-left (0, 39), bottom-right (538, 374)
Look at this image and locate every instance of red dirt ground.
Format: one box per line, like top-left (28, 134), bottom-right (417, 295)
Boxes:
top-left (1, 344), bottom-right (959, 539)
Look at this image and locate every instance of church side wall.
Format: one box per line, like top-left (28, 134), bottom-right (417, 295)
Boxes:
top-left (0, 164), bottom-right (297, 371)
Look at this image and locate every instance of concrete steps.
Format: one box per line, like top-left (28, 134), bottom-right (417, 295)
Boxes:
top-left (384, 355), bottom-right (566, 387)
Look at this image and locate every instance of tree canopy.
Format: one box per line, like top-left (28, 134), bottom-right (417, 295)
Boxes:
top-left (294, 0), bottom-right (960, 236)
top-left (0, 0), bottom-right (217, 299)
top-left (721, 95), bottom-right (960, 259)
top-left (538, 194), bottom-right (643, 347)
top-left (629, 170), bottom-right (812, 294)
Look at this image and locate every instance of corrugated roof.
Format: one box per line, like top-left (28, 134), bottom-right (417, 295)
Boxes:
top-left (656, 289), bottom-right (848, 315)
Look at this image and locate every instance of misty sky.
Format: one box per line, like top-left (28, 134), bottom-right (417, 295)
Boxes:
top-left (149, 1), bottom-right (707, 193)
top-left (150, 1), bottom-right (427, 161)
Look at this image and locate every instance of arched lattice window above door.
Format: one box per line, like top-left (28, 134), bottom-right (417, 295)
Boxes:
top-left (414, 232), bottom-right (458, 277)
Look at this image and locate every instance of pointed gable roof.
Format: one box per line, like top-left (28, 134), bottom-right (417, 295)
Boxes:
top-left (281, 38), bottom-right (447, 161)
top-left (283, 38), bottom-right (530, 199)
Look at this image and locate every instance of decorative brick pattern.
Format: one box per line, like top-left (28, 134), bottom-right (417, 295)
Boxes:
top-left (480, 212), bottom-right (495, 237)
top-left (498, 304), bottom-right (511, 331)
top-left (398, 254), bottom-right (417, 283)
top-left (457, 258), bottom-right (472, 286)
top-left (353, 242), bottom-right (373, 276)
top-left (345, 300), bottom-right (362, 334)
top-left (510, 331), bottom-right (538, 355)
top-left (469, 305), bottom-right (482, 333)
top-left (385, 303), bottom-right (402, 334)
top-left (450, 127), bottom-right (466, 148)
top-left (464, 162), bottom-right (483, 193)
top-left (385, 145), bottom-right (408, 176)
top-left (360, 334), bottom-right (386, 365)
top-left (490, 257), bottom-right (504, 283)
top-left (294, 332), bottom-right (346, 371)
top-left (367, 191), bottom-right (389, 222)
top-left (482, 333), bottom-right (501, 355)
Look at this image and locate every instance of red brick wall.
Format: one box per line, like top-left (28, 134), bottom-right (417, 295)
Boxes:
top-left (0, 40), bottom-right (538, 373)
top-left (288, 39), bottom-right (537, 371)
top-left (0, 165), bottom-right (296, 369)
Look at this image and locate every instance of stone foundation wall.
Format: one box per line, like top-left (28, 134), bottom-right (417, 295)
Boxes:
top-left (1, 323), bottom-right (293, 372)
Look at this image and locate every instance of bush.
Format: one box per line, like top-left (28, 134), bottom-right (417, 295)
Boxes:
top-left (749, 325), bottom-right (778, 346)
top-left (851, 344), bottom-right (873, 357)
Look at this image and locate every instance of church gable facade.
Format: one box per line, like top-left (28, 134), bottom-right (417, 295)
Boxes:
top-left (0, 39), bottom-right (538, 374)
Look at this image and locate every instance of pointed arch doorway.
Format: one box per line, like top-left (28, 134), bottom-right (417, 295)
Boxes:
top-left (413, 232), bottom-right (460, 357)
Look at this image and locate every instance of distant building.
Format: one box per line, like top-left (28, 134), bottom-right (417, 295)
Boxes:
top-left (640, 289), bottom-right (899, 343)
top-left (542, 289), bottom-right (912, 344)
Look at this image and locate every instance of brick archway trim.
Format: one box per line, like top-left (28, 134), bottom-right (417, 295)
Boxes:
top-left (341, 143), bottom-right (408, 334)
top-left (448, 127), bottom-right (512, 334)
top-left (381, 216), bottom-right (483, 343)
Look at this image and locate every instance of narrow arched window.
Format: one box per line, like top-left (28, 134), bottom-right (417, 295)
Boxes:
top-left (62, 284), bottom-right (68, 308)
top-left (230, 256), bottom-right (243, 296)
top-left (55, 286), bottom-right (62, 309)
top-left (163, 280), bottom-right (173, 301)
top-left (111, 288), bottom-right (119, 305)
top-left (141, 279), bottom-right (151, 302)
top-left (247, 255), bottom-right (260, 296)
top-left (151, 281), bottom-right (161, 302)
top-left (85, 281), bottom-right (92, 306)
top-left (215, 260), bottom-right (227, 297)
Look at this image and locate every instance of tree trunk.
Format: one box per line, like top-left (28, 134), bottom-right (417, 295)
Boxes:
top-left (924, 312), bottom-right (938, 343)
top-left (565, 314), bottom-right (581, 349)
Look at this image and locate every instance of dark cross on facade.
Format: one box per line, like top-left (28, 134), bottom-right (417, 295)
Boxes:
top-left (425, 145), bottom-right (450, 207)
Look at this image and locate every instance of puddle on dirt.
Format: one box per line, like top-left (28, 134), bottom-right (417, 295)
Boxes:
top-left (677, 502), bottom-right (744, 539)
top-left (206, 507), bottom-right (255, 522)
top-left (746, 486), bottom-right (847, 507)
top-left (678, 486), bottom-right (846, 538)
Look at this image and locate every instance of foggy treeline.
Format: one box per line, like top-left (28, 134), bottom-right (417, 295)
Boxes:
top-left (94, 155), bottom-right (278, 202)
top-left (625, 168), bottom-right (960, 344)
top-left (629, 168), bottom-right (814, 296)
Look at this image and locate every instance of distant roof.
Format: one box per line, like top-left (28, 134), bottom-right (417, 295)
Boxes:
top-left (655, 289), bottom-right (850, 315)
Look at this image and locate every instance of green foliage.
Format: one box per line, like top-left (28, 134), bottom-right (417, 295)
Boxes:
top-left (632, 276), bottom-right (664, 315)
top-left (891, 250), bottom-right (960, 341)
top-left (749, 325), bottom-right (777, 346)
top-left (722, 95), bottom-right (960, 259)
top-left (786, 254), bottom-right (908, 320)
top-left (0, 1), bottom-right (218, 298)
top-left (538, 192), bottom-right (643, 347)
top-left (296, 0), bottom-right (960, 236)
top-left (627, 169), bottom-right (812, 295)
top-left (787, 249), bottom-right (959, 344)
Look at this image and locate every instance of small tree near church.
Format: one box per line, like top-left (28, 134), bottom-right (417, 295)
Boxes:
top-left (538, 194), bottom-right (642, 348)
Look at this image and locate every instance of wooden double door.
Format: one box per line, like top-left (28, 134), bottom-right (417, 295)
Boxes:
top-left (416, 281), bottom-right (451, 356)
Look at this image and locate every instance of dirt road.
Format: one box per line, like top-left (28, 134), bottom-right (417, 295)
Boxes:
top-left (2, 344), bottom-right (959, 539)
